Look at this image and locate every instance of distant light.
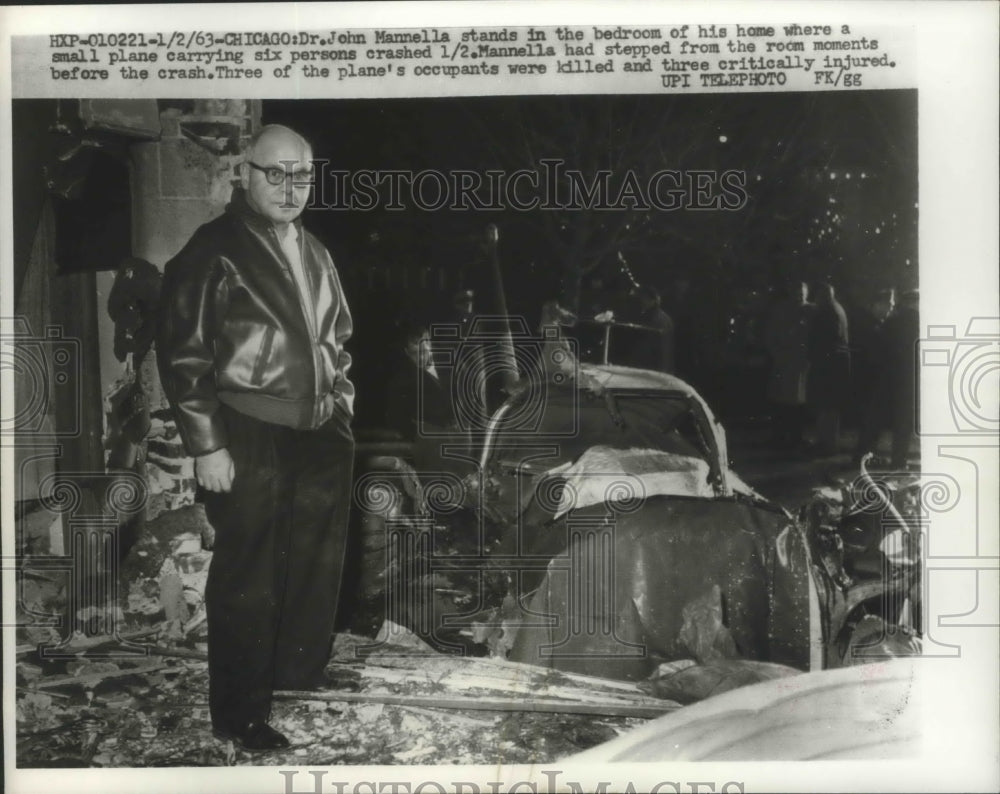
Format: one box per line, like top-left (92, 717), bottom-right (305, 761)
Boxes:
top-left (719, 135), bottom-right (728, 143)
top-left (829, 172), bottom-right (837, 179)
top-left (860, 172), bottom-right (867, 179)
top-left (828, 196), bottom-right (836, 203)
top-left (875, 227), bottom-right (881, 234)
top-left (905, 258), bottom-right (911, 265)
top-left (845, 173), bottom-right (851, 179)
top-left (755, 174), bottom-right (762, 182)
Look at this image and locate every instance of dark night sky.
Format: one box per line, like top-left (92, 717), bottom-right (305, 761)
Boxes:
top-left (264, 90), bottom-right (917, 422)
top-left (265, 90), bottom-right (917, 287)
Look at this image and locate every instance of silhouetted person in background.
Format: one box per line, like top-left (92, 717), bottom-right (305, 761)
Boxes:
top-left (764, 280), bottom-right (814, 449)
top-left (853, 288), bottom-right (896, 462)
top-left (635, 285), bottom-right (675, 374)
top-left (537, 299), bottom-right (604, 395)
top-left (666, 274), bottom-right (698, 383)
top-left (385, 319), bottom-right (474, 479)
top-left (386, 321), bottom-right (456, 441)
top-left (858, 289), bottom-right (919, 468)
top-left (809, 282), bottom-right (851, 455)
top-left (583, 273), bottom-right (612, 320)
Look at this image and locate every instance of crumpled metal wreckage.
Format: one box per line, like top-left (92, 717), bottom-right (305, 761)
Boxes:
top-left (356, 362), bottom-right (921, 689)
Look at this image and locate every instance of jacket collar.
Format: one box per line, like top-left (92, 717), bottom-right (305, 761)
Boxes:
top-left (226, 186), bottom-right (304, 237)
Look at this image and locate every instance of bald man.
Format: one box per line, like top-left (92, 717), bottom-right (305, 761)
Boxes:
top-left (158, 125), bottom-right (354, 750)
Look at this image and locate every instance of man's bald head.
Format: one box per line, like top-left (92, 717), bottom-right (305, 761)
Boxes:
top-left (245, 124), bottom-right (312, 164)
top-left (241, 124), bottom-right (314, 228)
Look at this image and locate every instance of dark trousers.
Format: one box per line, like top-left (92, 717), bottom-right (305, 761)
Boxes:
top-left (202, 404), bottom-right (354, 731)
top-left (856, 384), bottom-right (916, 469)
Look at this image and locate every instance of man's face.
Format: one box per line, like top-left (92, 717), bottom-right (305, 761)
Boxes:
top-left (873, 296), bottom-right (895, 320)
top-left (242, 130), bottom-right (313, 226)
top-left (406, 333), bottom-right (433, 369)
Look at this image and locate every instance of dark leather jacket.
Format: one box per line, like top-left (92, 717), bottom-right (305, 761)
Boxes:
top-left (157, 188), bottom-right (354, 457)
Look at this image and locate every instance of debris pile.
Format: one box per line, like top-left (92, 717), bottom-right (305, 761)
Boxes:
top-left (17, 494), bottom-right (672, 767)
top-left (118, 503), bottom-right (213, 641)
top-left (15, 626), bottom-right (671, 767)
top-left (14, 466), bottom-right (925, 766)
top-left (143, 414), bottom-right (197, 520)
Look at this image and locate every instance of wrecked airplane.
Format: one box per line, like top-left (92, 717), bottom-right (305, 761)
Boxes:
top-left (353, 354), bottom-right (921, 682)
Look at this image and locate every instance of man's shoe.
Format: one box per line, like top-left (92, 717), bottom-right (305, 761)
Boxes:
top-left (214, 721), bottom-right (290, 752)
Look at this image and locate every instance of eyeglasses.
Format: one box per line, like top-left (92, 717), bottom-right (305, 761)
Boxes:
top-left (247, 161), bottom-right (315, 186)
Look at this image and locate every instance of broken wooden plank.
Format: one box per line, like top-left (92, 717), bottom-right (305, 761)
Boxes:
top-left (136, 645), bottom-right (208, 661)
top-left (17, 627), bottom-right (160, 656)
top-left (354, 665), bottom-right (665, 709)
top-left (363, 652), bottom-right (649, 695)
top-left (32, 660), bottom-right (168, 690)
top-left (352, 653), bottom-right (668, 710)
top-left (397, 704), bottom-right (496, 729)
top-left (274, 688), bottom-right (678, 719)
top-left (15, 686), bottom-right (73, 699)
top-left (50, 640), bottom-right (210, 662)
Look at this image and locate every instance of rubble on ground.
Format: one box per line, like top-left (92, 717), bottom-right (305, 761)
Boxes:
top-left (14, 496), bottom-right (672, 767)
top-left (14, 470), bottom-right (922, 767)
top-left (15, 626), bottom-right (669, 767)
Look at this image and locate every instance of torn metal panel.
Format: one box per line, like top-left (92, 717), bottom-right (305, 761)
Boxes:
top-left (504, 496), bottom-right (812, 680)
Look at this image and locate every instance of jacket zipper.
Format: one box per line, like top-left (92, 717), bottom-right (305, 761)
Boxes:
top-left (271, 226), bottom-right (323, 428)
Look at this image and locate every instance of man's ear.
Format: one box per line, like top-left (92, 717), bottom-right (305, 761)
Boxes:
top-left (239, 159), bottom-right (251, 191)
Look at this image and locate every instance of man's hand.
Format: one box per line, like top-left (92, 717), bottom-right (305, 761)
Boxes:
top-left (196, 448), bottom-right (235, 492)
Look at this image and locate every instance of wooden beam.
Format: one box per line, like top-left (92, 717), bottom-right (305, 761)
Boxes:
top-left (274, 688), bottom-right (677, 719)
top-left (17, 627), bottom-right (160, 656)
top-left (32, 660), bottom-right (167, 690)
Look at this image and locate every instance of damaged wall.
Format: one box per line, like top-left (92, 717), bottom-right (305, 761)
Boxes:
top-left (104, 99), bottom-right (261, 520)
top-left (14, 99), bottom-right (260, 552)
top-left (14, 99), bottom-right (261, 655)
